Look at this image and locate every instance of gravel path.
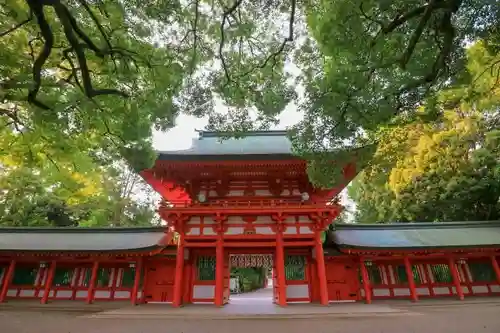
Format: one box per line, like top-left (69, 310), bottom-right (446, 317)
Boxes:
top-left (1, 302), bottom-right (499, 333)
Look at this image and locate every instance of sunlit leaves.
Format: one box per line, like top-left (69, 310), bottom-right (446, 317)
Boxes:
top-left (347, 44), bottom-right (500, 223)
top-left (291, 0), bottom-right (499, 178)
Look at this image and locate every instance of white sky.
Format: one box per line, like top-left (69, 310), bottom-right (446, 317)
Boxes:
top-left (152, 103), bottom-right (302, 151)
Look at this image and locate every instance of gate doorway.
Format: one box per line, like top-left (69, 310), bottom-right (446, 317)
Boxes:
top-left (228, 253), bottom-right (275, 305)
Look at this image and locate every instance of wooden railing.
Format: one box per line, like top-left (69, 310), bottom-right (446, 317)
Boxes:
top-left (160, 199), bottom-right (337, 209)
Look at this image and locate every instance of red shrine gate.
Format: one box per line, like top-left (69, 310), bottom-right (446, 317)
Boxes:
top-left (1, 131), bottom-right (500, 306)
top-left (140, 131), bottom-right (356, 306)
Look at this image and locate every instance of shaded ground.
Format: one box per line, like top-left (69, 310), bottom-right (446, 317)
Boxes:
top-left (1, 302), bottom-right (499, 333)
top-left (1, 293), bottom-right (500, 333)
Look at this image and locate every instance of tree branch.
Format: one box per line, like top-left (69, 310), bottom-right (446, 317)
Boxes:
top-left (0, 14), bottom-right (32, 37)
top-left (26, 0), bottom-right (54, 110)
top-left (53, 2), bottom-right (128, 99)
top-left (219, 0), bottom-right (244, 85)
top-left (241, 0), bottom-right (296, 76)
top-left (399, 0), bottom-right (437, 69)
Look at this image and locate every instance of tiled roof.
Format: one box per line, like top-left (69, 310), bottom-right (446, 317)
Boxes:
top-left (0, 227), bottom-right (170, 252)
top-left (157, 130), bottom-right (296, 161)
top-left (330, 221), bottom-right (500, 250)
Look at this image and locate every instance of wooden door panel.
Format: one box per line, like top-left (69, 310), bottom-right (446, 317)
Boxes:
top-left (326, 261), bottom-right (359, 301)
top-left (144, 262), bottom-right (175, 303)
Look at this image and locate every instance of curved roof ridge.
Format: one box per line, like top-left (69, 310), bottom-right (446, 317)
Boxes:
top-left (0, 226), bottom-right (167, 233)
top-left (196, 130), bottom-right (289, 138)
top-left (334, 221), bottom-right (500, 230)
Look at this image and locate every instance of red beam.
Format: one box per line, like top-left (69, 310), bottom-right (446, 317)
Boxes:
top-left (131, 258), bottom-right (143, 305)
top-left (0, 260), bottom-right (16, 303)
top-left (359, 259), bottom-right (371, 304)
top-left (215, 234), bottom-right (224, 307)
top-left (314, 232), bottom-right (328, 306)
top-left (86, 261), bottom-right (99, 304)
top-left (404, 256), bottom-right (418, 302)
top-left (491, 255), bottom-right (500, 285)
top-left (184, 240), bottom-right (315, 248)
top-left (448, 257), bottom-right (464, 300)
top-left (41, 261), bottom-right (56, 304)
top-left (344, 249), bottom-right (500, 258)
top-left (276, 229), bottom-right (286, 307)
top-left (184, 242), bottom-right (217, 248)
top-left (172, 235), bottom-right (185, 307)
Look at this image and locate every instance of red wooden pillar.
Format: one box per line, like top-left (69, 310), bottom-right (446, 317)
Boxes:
top-left (491, 255), bottom-right (500, 285)
top-left (215, 234), bottom-right (224, 307)
top-left (404, 256), bottom-right (418, 302)
top-left (387, 265), bottom-right (395, 297)
top-left (423, 264), bottom-right (435, 297)
top-left (131, 258), bottom-right (143, 305)
top-left (140, 265), bottom-right (149, 304)
top-left (34, 265), bottom-right (45, 298)
top-left (314, 231), bottom-right (328, 305)
top-left (86, 261), bottom-right (99, 304)
top-left (41, 261), bottom-right (56, 304)
top-left (109, 268), bottom-right (118, 301)
top-left (172, 234), bottom-right (185, 307)
top-left (276, 227), bottom-right (287, 306)
top-left (359, 259), bottom-right (371, 304)
top-left (0, 260), bottom-right (16, 303)
top-left (448, 258), bottom-right (464, 300)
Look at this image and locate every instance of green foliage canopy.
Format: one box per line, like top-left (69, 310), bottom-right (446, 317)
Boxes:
top-left (1, 0), bottom-right (498, 187)
top-left (348, 43), bottom-right (500, 223)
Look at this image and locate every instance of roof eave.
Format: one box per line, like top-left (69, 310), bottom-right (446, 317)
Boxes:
top-left (0, 226), bottom-right (166, 234)
top-left (156, 153), bottom-right (301, 162)
top-left (335, 244), bottom-right (500, 251)
top-left (0, 244), bottom-right (173, 254)
top-left (334, 221), bottom-right (500, 230)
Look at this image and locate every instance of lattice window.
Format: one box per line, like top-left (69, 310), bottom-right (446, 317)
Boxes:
top-left (0, 266), bottom-right (5, 284)
top-left (197, 256), bottom-right (216, 281)
top-left (366, 265), bottom-right (382, 284)
top-left (431, 264), bottom-right (453, 283)
top-left (122, 268), bottom-right (137, 287)
top-left (96, 268), bottom-right (111, 287)
top-left (468, 262), bottom-right (496, 282)
top-left (392, 265), bottom-right (425, 284)
top-left (230, 254), bottom-right (273, 268)
top-left (411, 266), bottom-right (423, 284)
top-left (285, 255), bottom-right (305, 281)
top-left (53, 268), bottom-right (73, 287)
top-left (81, 269), bottom-right (92, 287)
top-left (395, 265), bottom-right (408, 283)
top-left (12, 267), bottom-right (37, 286)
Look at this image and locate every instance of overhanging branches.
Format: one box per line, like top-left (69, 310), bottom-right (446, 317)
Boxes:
top-left (1, 0), bottom-right (139, 110)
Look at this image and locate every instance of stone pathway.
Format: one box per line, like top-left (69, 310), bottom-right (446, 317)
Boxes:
top-left (1, 301), bottom-right (500, 333)
top-left (88, 287), bottom-right (413, 319)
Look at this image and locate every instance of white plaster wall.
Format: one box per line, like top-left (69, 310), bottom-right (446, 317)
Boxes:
top-left (373, 289), bottom-right (390, 297)
top-left (393, 288), bottom-right (410, 296)
top-left (286, 285), bottom-right (309, 299)
top-left (299, 227), bottom-right (313, 234)
top-left (226, 227), bottom-right (245, 235)
top-left (433, 287), bottom-right (450, 295)
top-left (114, 291), bottom-right (131, 299)
top-left (19, 289), bottom-right (35, 297)
top-left (55, 290), bottom-right (73, 298)
top-left (187, 227), bottom-right (200, 235)
top-left (471, 285), bottom-right (488, 293)
top-left (255, 227), bottom-right (274, 235)
top-left (76, 290), bottom-right (89, 298)
top-left (193, 285), bottom-right (215, 299)
top-left (94, 290), bottom-right (111, 298)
